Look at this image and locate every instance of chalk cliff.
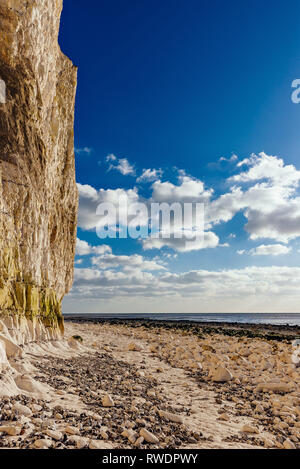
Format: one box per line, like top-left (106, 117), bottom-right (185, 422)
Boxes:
top-left (0, 0), bottom-right (78, 340)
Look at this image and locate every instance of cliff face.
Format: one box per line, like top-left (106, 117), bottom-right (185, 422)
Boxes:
top-left (0, 0), bottom-right (78, 337)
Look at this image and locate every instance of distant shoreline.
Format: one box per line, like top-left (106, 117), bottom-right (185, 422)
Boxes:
top-left (64, 315), bottom-right (300, 342)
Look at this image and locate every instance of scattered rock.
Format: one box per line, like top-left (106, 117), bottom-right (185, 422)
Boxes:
top-left (33, 439), bottom-right (53, 449)
top-left (0, 425), bottom-right (21, 436)
top-left (256, 382), bottom-right (292, 393)
top-left (122, 428), bottom-right (137, 444)
top-left (102, 394), bottom-right (115, 407)
top-left (263, 437), bottom-right (275, 448)
top-left (135, 436), bottom-right (144, 446)
top-left (65, 425), bottom-right (80, 435)
top-left (158, 410), bottom-right (184, 424)
top-left (15, 375), bottom-right (46, 394)
top-left (31, 404), bottom-right (43, 413)
top-left (140, 428), bottom-right (159, 444)
top-left (242, 424), bottom-right (259, 434)
top-left (211, 366), bottom-right (233, 382)
top-left (12, 402), bottom-right (32, 417)
top-left (219, 413), bottom-right (230, 422)
top-left (100, 429), bottom-right (109, 440)
top-left (68, 435), bottom-right (88, 449)
top-left (89, 440), bottom-right (113, 449)
top-left (283, 439), bottom-right (296, 450)
top-left (45, 429), bottom-right (63, 441)
top-left (128, 342), bottom-right (143, 352)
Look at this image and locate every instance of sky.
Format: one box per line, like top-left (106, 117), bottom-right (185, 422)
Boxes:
top-left (60, 0), bottom-right (300, 313)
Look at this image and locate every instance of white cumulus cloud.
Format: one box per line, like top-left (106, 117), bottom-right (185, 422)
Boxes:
top-left (76, 238), bottom-right (112, 256)
top-left (237, 244), bottom-right (291, 256)
top-left (137, 168), bottom-right (163, 183)
top-left (75, 147), bottom-right (92, 155)
top-left (67, 265), bottom-right (300, 313)
top-left (91, 253), bottom-right (166, 272)
top-left (106, 154), bottom-right (136, 176)
top-left (152, 176), bottom-right (213, 203)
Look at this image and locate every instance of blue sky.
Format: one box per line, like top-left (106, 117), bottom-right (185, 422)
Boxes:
top-left (60, 0), bottom-right (300, 313)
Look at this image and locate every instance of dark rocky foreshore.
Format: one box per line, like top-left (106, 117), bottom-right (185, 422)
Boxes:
top-left (64, 316), bottom-right (300, 342)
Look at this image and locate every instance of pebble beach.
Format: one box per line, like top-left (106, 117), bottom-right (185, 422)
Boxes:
top-left (0, 319), bottom-right (299, 450)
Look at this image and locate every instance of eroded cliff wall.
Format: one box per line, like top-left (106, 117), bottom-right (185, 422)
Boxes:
top-left (0, 0), bottom-right (78, 336)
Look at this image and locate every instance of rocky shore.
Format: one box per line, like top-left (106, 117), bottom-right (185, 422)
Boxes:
top-left (0, 320), bottom-right (299, 449)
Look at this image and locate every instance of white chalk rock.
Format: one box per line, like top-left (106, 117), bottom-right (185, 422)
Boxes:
top-left (68, 435), bottom-right (88, 449)
top-left (242, 424), bottom-right (259, 434)
top-left (102, 393), bottom-right (115, 407)
top-left (0, 425), bottom-right (21, 436)
top-left (34, 439), bottom-right (52, 449)
top-left (65, 425), bottom-right (80, 435)
top-left (68, 336), bottom-right (81, 349)
top-left (0, 340), bottom-right (9, 373)
top-left (263, 437), bottom-right (275, 448)
top-left (32, 404), bottom-right (43, 412)
top-left (135, 436), bottom-right (144, 446)
top-left (211, 366), bottom-right (233, 382)
top-left (256, 382), bottom-right (292, 393)
top-left (140, 428), bottom-right (159, 444)
top-left (100, 429), bottom-right (109, 440)
top-left (128, 342), bottom-right (143, 352)
top-left (158, 410), bottom-right (184, 424)
top-left (255, 404), bottom-right (264, 413)
top-left (0, 334), bottom-right (23, 358)
top-left (283, 438), bottom-right (296, 449)
top-left (89, 440), bottom-right (113, 449)
top-left (12, 402), bottom-right (32, 417)
top-left (219, 413), bottom-right (230, 421)
top-left (122, 428), bottom-right (137, 443)
top-left (45, 429), bottom-right (63, 441)
top-left (15, 374), bottom-right (46, 394)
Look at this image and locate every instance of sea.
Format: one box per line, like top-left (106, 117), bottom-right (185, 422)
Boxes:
top-left (63, 313), bottom-right (300, 326)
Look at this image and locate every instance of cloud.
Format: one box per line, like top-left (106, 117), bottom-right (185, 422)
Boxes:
top-left (106, 154), bottom-right (117, 162)
top-left (219, 154), bottom-right (239, 164)
top-left (106, 154), bottom-right (136, 176)
top-left (77, 183), bottom-right (101, 230)
top-left (77, 184), bottom-right (141, 231)
top-left (219, 154), bottom-right (238, 163)
top-left (137, 168), bottom-right (163, 183)
top-left (71, 248), bottom-right (167, 297)
top-left (77, 181), bottom-right (212, 251)
top-left (142, 230), bottom-right (219, 252)
top-left (232, 152), bottom-right (300, 187)
top-left (75, 147), bottom-right (93, 155)
top-left (76, 238), bottom-right (112, 256)
top-left (91, 253), bottom-right (166, 271)
top-left (152, 176), bottom-right (213, 203)
top-left (67, 152), bottom-right (300, 311)
top-left (207, 153), bottom-right (300, 243)
top-left (77, 152), bottom-right (300, 250)
top-left (68, 265), bottom-right (300, 307)
top-left (237, 244), bottom-right (291, 256)
top-left (207, 154), bottom-right (239, 171)
top-left (243, 200), bottom-right (300, 243)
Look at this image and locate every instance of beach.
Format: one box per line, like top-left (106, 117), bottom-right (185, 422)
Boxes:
top-left (0, 318), bottom-right (299, 449)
